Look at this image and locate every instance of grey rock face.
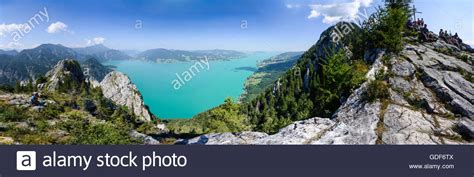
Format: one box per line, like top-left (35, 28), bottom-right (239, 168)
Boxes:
top-left (255, 118), bottom-right (336, 144)
top-left (401, 43), bottom-right (474, 118)
top-left (177, 118), bottom-right (337, 145)
top-left (129, 130), bottom-right (160, 145)
top-left (100, 71), bottom-right (153, 122)
top-left (389, 77), bottom-right (412, 92)
top-left (421, 68), bottom-right (474, 118)
top-left (390, 57), bottom-right (416, 77)
top-left (32, 106), bottom-right (44, 112)
top-left (322, 84), bottom-right (381, 144)
top-left (382, 104), bottom-right (440, 144)
top-left (178, 132), bottom-right (268, 145)
top-left (456, 119), bottom-right (474, 140)
top-left (388, 88), bottom-right (410, 106)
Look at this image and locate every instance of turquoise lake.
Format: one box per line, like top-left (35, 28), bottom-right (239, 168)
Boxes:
top-left (104, 52), bottom-right (277, 118)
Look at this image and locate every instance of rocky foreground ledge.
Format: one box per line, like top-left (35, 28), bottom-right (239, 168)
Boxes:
top-left (178, 40), bottom-right (473, 145)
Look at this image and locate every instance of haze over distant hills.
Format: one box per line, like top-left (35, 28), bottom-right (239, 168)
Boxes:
top-left (0, 43), bottom-right (249, 85)
top-left (73, 44), bottom-right (132, 61)
top-left (0, 49), bottom-right (18, 56)
top-left (136, 48), bottom-right (246, 63)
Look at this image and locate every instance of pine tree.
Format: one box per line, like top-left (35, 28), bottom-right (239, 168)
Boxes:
top-left (385, 0), bottom-right (412, 8)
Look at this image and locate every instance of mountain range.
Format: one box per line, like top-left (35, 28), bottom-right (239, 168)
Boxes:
top-left (136, 48), bottom-right (246, 63)
top-left (0, 49), bottom-right (18, 56)
top-left (0, 44), bottom-right (123, 85)
top-left (0, 44), bottom-right (246, 85)
top-left (73, 44), bottom-right (132, 61)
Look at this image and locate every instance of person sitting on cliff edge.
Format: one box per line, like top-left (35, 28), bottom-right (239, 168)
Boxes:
top-left (420, 24), bottom-right (436, 42)
top-left (30, 92), bottom-right (39, 106)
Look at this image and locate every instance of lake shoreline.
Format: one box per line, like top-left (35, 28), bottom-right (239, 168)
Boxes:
top-left (103, 52), bottom-right (278, 119)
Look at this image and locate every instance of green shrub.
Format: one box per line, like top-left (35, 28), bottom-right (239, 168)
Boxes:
top-left (202, 97), bottom-right (250, 133)
top-left (434, 47), bottom-right (454, 56)
top-left (315, 51), bottom-right (368, 117)
top-left (169, 97), bottom-right (250, 134)
top-left (136, 122), bottom-right (157, 135)
top-left (19, 134), bottom-right (52, 144)
top-left (0, 85), bottom-right (14, 92)
top-left (35, 75), bottom-right (48, 84)
top-left (361, 3), bottom-right (410, 54)
top-left (14, 80), bottom-right (35, 93)
top-left (375, 69), bottom-right (389, 81)
top-left (57, 118), bottom-right (136, 145)
top-left (458, 67), bottom-right (474, 83)
top-left (166, 119), bottom-right (206, 135)
top-left (364, 79), bottom-right (390, 103)
top-left (457, 54), bottom-right (473, 65)
top-left (0, 105), bottom-right (28, 122)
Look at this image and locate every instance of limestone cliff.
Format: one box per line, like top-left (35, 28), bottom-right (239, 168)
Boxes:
top-left (45, 59), bottom-right (154, 122)
top-left (100, 71), bottom-right (153, 122)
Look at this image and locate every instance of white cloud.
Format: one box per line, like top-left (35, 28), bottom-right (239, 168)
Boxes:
top-left (0, 23), bottom-right (25, 36)
top-left (85, 37), bottom-right (106, 46)
top-left (46, 21), bottom-right (71, 34)
top-left (357, 0), bottom-right (372, 7)
top-left (308, 0), bottom-right (373, 24)
top-left (286, 4), bottom-right (301, 9)
top-left (93, 37), bottom-right (105, 44)
top-left (308, 10), bottom-right (320, 19)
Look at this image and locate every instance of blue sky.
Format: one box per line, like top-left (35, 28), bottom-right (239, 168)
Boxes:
top-left (0, 0), bottom-right (472, 51)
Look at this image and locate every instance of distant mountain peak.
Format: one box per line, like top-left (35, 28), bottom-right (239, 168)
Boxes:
top-left (36, 43), bottom-right (66, 49)
top-left (73, 44), bottom-right (131, 61)
top-left (0, 49), bottom-right (18, 56)
top-left (45, 59), bottom-right (86, 93)
top-left (85, 44), bottom-right (109, 50)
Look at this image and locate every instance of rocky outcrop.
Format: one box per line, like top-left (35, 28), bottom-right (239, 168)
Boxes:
top-left (178, 132), bottom-right (268, 145)
top-left (402, 43), bottom-right (473, 118)
top-left (129, 130), bottom-right (160, 145)
top-left (45, 59), bottom-right (85, 92)
top-left (42, 59), bottom-right (153, 123)
top-left (180, 39), bottom-right (473, 145)
top-left (318, 86), bottom-right (382, 144)
top-left (382, 104), bottom-right (445, 144)
top-left (100, 71), bottom-right (153, 122)
top-left (456, 119), bottom-right (474, 140)
top-left (176, 118), bottom-right (335, 145)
